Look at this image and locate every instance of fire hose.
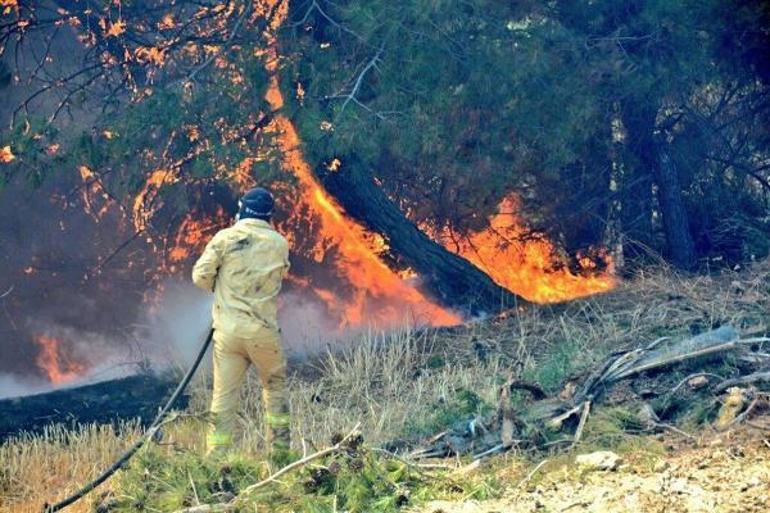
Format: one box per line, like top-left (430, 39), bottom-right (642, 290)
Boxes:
top-left (43, 327), bottom-right (215, 513)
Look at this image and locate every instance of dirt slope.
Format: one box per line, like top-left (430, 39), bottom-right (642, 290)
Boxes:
top-left (418, 429), bottom-right (770, 513)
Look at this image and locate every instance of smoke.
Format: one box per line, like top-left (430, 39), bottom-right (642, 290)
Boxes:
top-left (0, 325), bottom-right (137, 399)
top-left (278, 291), bottom-right (344, 355)
top-left (0, 276), bottom-right (364, 399)
top-left (0, 373), bottom-right (52, 400)
top-left (0, 260), bottom-right (438, 397)
top-left (0, 280), bottom-right (212, 399)
top-left (138, 280), bottom-right (214, 369)
top-left (138, 280), bottom-right (354, 363)
top-left (141, 281), bottom-right (370, 361)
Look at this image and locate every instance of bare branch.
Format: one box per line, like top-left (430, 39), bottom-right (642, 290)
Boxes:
top-left (325, 42), bottom-right (385, 120)
top-left (707, 155), bottom-right (770, 193)
top-left (0, 286), bottom-right (13, 299)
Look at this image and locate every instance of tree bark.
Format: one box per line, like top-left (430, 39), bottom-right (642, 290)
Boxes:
top-left (317, 157), bottom-right (527, 315)
top-left (621, 102), bottom-right (695, 270)
top-left (603, 105), bottom-right (626, 272)
top-left (653, 137), bottom-right (696, 270)
top-left (620, 102), bottom-right (657, 261)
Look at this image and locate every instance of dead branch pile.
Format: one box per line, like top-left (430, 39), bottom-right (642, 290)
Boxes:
top-left (407, 325), bottom-right (770, 460)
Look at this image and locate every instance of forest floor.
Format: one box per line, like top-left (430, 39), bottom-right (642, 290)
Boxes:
top-left (1, 261), bottom-right (769, 512)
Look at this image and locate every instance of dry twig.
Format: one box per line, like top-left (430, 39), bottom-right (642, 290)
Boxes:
top-left (668, 372), bottom-right (725, 396)
top-left (515, 459), bottom-right (549, 490)
top-left (239, 423), bottom-right (361, 497)
top-left (715, 372), bottom-right (770, 393)
top-left (572, 401), bottom-right (591, 447)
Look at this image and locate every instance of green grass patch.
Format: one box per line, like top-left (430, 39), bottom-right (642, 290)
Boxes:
top-left (105, 438), bottom-right (501, 513)
top-left (402, 387), bottom-right (494, 439)
top-left (579, 406), bottom-right (646, 448)
top-left (522, 339), bottom-right (587, 394)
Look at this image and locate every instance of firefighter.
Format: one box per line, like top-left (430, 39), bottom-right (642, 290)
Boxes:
top-left (192, 187), bottom-right (291, 458)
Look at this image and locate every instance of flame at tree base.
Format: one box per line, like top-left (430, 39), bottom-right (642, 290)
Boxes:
top-left (428, 195), bottom-right (616, 304)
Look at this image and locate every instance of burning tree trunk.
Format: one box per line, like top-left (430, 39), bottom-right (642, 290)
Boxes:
top-left (317, 157), bottom-right (527, 315)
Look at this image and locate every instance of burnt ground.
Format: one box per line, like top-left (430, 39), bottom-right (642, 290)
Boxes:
top-left (0, 373), bottom-right (184, 441)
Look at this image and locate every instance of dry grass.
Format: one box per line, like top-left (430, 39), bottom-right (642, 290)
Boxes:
top-left (0, 423), bottom-right (145, 512)
top-left (222, 327), bottom-right (511, 451)
top-left (2, 261), bottom-right (769, 513)
top-left (1, 328), bottom-right (510, 513)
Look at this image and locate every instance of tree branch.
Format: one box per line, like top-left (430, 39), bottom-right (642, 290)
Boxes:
top-left (185, 0), bottom-right (253, 83)
top-left (325, 42), bottom-right (385, 120)
top-left (292, 0), bottom-right (364, 41)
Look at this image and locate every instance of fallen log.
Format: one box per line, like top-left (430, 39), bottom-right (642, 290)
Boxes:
top-left (588, 325), bottom-right (744, 392)
top-left (317, 156), bottom-right (527, 315)
top-left (714, 371), bottom-right (770, 393)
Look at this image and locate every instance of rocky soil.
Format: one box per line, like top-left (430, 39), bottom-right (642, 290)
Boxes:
top-left (417, 427), bottom-right (770, 513)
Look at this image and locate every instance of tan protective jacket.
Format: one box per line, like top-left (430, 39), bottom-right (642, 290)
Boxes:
top-left (192, 218), bottom-right (290, 337)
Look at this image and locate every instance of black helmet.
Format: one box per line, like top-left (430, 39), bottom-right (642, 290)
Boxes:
top-left (238, 187), bottom-right (274, 220)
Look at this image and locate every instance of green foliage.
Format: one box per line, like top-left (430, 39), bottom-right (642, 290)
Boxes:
top-left (402, 387), bottom-right (493, 438)
top-left (579, 406), bottom-right (647, 447)
top-left (3, 0), bottom-right (769, 267)
top-left (3, 9), bottom-right (279, 226)
top-left (108, 438), bottom-right (500, 513)
top-left (111, 449), bottom-right (261, 511)
top-left (522, 340), bottom-right (585, 394)
top-left (279, 0), bottom-right (770, 264)
top-left (0, 119), bottom-right (65, 189)
top-left (281, 0), bottom-right (546, 228)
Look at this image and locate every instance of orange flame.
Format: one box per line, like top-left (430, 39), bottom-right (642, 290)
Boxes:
top-left (168, 207), bottom-right (230, 265)
top-left (77, 165), bottom-right (112, 222)
top-left (0, 145), bottom-right (15, 163)
top-left (33, 335), bottom-right (87, 385)
top-left (132, 168), bottom-right (179, 232)
top-left (428, 195), bottom-right (615, 303)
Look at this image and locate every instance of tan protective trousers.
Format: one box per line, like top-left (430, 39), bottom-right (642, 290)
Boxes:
top-left (207, 328), bottom-right (290, 454)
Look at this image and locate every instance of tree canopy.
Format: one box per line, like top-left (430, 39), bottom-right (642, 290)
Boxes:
top-left (1, 0), bottom-right (769, 272)
top-left (278, 0), bottom-right (770, 268)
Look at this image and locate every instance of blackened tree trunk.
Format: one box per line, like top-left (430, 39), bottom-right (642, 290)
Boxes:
top-left (317, 157), bottom-right (527, 315)
top-left (621, 101), bottom-right (695, 270)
